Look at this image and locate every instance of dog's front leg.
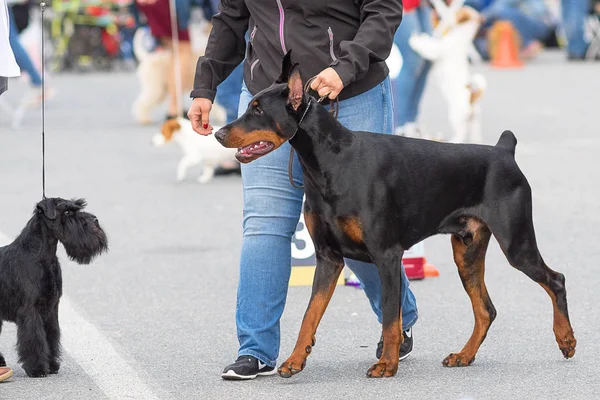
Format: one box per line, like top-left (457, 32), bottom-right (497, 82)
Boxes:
top-left (176, 155), bottom-right (202, 182)
top-left (45, 304), bottom-right (61, 374)
top-left (367, 250), bottom-right (404, 378)
top-left (278, 251), bottom-right (344, 378)
top-left (17, 311), bottom-right (50, 377)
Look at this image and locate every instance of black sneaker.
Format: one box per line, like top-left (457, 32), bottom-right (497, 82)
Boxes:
top-left (375, 328), bottom-right (413, 361)
top-left (221, 355), bottom-right (276, 380)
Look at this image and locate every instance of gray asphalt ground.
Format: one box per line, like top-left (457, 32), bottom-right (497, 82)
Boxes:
top-left (0, 50), bottom-right (599, 400)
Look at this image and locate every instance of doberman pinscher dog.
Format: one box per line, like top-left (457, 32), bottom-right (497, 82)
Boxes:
top-left (213, 52), bottom-right (576, 378)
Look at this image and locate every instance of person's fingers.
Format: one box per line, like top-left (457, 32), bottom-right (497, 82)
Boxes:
top-left (310, 76), bottom-right (323, 92)
top-left (201, 104), bottom-right (211, 131)
top-left (317, 86), bottom-right (331, 98)
top-left (328, 88), bottom-right (341, 99)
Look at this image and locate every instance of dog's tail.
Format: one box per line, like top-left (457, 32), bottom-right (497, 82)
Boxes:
top-left (133, 27), bottom-right (152, 62)
top-left (495, 130), bottom-right (517, 156)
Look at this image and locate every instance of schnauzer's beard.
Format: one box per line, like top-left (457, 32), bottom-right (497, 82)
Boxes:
top-left (60, 218), bottom-right (109, 265)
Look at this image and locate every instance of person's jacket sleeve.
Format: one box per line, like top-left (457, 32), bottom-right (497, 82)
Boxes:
top-left (330, 0), bottom-right (403, 87)
top-left (190, 0), bottom-right (250, 101)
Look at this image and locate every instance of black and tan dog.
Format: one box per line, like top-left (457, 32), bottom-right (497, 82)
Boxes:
top-left (214, 52), bottom-right (576, 378)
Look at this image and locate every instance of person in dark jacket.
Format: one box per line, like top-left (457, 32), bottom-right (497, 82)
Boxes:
top-left (188, 0), bottom-right (419, 380)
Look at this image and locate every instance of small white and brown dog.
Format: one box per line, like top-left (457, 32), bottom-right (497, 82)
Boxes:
top-left (152, 118), bottom-right (238, 184)
top-left (409, 3), bottom-right (487, 144)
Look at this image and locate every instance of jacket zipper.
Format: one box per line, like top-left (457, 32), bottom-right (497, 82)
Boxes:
top-left (250, 25), bottom-right (259, 80)
top-left (275, 0), bottom-right (287, 53)
top-left (250, 59), bottom-right (260, 80)
top-left (328, 27), bottom-right (337, 62)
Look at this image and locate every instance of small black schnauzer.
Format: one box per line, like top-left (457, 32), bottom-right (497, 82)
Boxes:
top-left (0, 198), bottom-right (108, 377)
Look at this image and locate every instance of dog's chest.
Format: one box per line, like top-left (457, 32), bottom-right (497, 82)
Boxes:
top-left (40, 260), bottom-right (62, 305)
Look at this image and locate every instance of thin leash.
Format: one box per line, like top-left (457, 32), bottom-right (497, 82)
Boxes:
top-left (40, 2), bottom-right (47, 199)
top-left (288, 77), bottom-right (339, 189)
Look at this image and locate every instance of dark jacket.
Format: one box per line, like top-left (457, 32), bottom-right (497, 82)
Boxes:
top-left (191, 0), bottom-right (403, 102)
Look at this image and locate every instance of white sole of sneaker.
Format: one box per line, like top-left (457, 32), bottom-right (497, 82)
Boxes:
top-left (221, 368), bottom-right (277, 380)
top-left (399, 352), bottom-right (412, 361)
top-left (221, 370), bottom-right (257, 380)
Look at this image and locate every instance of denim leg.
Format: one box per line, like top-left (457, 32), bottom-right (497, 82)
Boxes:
top-left (336, 78), bottom-right (418, 330)
top-left (561, 0), bottom-right (590, 58)
top-left (215, 63), bottom-right (244, 123)
top-left (407, 5), bottom-right (433, 122)
top-left (392, 10), bottom-right (430, 127)
top-left (236, 85), bottom-right (305, 367)
top-left (8, 9), bottom-right (42, 86)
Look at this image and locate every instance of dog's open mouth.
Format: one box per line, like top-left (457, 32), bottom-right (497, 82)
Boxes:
top-left (236, 141), bottom-right (275, 160)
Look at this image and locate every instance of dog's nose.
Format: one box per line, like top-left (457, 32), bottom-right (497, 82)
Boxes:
top-left (214, 129), bottom-right (225, 143)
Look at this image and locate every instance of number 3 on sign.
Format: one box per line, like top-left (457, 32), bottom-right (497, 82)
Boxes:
top-left (291, 201), bottom-right (315, 261)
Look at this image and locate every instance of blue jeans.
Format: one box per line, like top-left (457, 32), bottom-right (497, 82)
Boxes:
top-left (561, 0), bottom-right (590, 58)
top-left (8, 8), bottom-right (42, 87)
top-left (235, 78), bottom-right (418, 367)
top-left (392, 4), bottom-right (433, 128)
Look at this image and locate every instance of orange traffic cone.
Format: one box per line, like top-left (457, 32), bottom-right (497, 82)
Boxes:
top-left (424, 263), bottom-right (440, 278)
top-left (489, 21), bottom-right (523, 68)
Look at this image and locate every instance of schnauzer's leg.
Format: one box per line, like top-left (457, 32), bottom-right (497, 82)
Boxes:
top-left (443, 221), bottom-right (495, 367)
top-left (486, 187), bottom-right (576, 359)
top-left (367, 248), bottom-right (404, 378)
top-left (17, 312), bottom-right (50, 377)
top-left (45, 305), bottom-right (61, 374)
top-left (0, 321), bottom-right (5, 367)
top-left (278, 251), bottom-right (344, 378)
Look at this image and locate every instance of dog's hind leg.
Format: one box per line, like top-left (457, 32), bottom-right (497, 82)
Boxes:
top-left (443, 219), bottom-right (495, 367)
top-left (278, 250), bottom-right (344, 378)
top-left (17, 311), bottom-right (50, 377)
top-left (0, 321), bottom-right (5, 367)
top-left (45, 304), bottom-right (61, 374)
top-left (486, 185), bottom-right (576, 359)
top-left (367, 248), bottom-right (404, 378)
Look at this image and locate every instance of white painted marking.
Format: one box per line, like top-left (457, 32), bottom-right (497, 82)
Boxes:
top-left (0, 229), bottom-right (160, 400)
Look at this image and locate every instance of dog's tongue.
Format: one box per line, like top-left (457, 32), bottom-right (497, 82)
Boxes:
top-left (237, 141), bottom-right (271, 156)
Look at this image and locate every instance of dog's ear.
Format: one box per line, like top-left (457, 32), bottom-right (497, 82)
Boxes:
top-left (72, 198), bottom-right (87, 211)
top-left (276, 50), bottom-right (294, 83)
top-left (37, 198), bottom-right (58, 220)
top-left (286, 65), bottom-right (303, 112)
top-left (161, 119), bottom-right (181, 142)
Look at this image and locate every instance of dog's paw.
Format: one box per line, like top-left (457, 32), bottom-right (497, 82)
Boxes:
top-left (49, 361), bottom-right (60, 374)
top-left (556, 332), bottom-right (576, 359)
top-left (27, 369), bottom-right (49, 378)
top-left (366, 359), bottom-right (398, 378)
top-left (197, 175), bottom-right (212, 184)
top-left (442, 352), bottom-right (475, 367)
top-left (277, 355), bottom-right (307, 378)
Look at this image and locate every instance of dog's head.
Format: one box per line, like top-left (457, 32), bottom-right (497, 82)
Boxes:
top-left (152, 119), bottom-right (182, 147)
top-left (213, 51), bottom-right (306, 163)
top-left (36, 197), bottom-right (109, 264)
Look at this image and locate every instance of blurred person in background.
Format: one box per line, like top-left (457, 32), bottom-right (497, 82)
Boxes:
top-left (392, 0), bottom-right (433, 138)
top-left (7, 0), bottom-right (55, 104)
top-left (136, 0), bottom-right (194, 120)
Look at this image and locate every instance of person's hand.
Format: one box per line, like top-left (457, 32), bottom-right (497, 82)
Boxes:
top-left (310, 67), bottom-right (344, 100)
top-left (188, 98), bottom-right (214, 135)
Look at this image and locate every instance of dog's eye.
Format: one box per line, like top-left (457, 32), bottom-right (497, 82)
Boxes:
top-left (64, 211), bottom-right (72, 216)
top-left (253, 106), bottom-right (263, 116)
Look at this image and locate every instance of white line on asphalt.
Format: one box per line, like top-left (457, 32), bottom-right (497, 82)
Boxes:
top-left (0, 229), bottom-right (160, 400)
